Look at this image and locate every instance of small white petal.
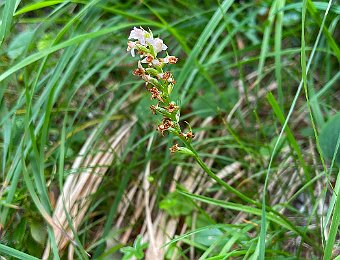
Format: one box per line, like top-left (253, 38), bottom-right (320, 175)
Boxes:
top-left (137, 60), bottom-right (143, 69)
top-left (128, 27), bottom-right (147, 45)
top-left (163, 56), bottom-right (169, 63)
top-left (127, 41), bottom-right (137, 57)
top-left (152, 59), bottom-right (161, 66)
top-left (146, 38), bottom-right (167, 54)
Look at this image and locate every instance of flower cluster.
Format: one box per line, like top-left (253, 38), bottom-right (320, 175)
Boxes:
top-left (127, 27), bottom-right (194, 153)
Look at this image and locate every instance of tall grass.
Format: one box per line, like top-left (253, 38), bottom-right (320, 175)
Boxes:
top-left (0, 0), bottom-right (339, 259)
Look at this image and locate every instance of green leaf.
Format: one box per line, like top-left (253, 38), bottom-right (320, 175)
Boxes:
top-left (194, 228), bottom-right (224, 247)
top-left (120, 235), bottom-right (148, 260)
top-left (120, 246), bottom-right (134, 253)
top-left (0, 0), bottom-right (17, 45)
top-left (324, 170), bottom-right (340, 260)
top-left (0, 243), bottom-right (40, 260)
top-left (0, 23), bottom-right (135, 83)
top-left (319, 113), bottom-right (340, 164)
top-left (7, 30), bottom-right (34, 59)
top-left (30, 222), bottom-right (46, 245)
top-left (14, 0), bottom-right (69, 16)
top-left (176, 0), bottom-right (235, 100)
top-left (160, 191), bottom-right (195, 217)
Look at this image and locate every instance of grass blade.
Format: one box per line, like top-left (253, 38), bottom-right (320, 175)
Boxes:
top-left (0, 243), bottom-right (40, 260)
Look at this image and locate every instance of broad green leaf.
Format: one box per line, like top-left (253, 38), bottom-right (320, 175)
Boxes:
top-left (30, 221), bottom-right (47, 245)
top-left (194, 228), bottom-right (225, 247)
top-left (7, 30), bottom-right (34, 59)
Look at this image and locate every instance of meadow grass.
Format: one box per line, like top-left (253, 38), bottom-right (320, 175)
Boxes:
top-left (0, 0), bottom-right (339, 259)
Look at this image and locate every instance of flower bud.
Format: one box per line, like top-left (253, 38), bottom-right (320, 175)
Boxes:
top-left (136, 44), bottom-right (150, 54)
top-left (169, 144), bottom-right (194, 156)
top-left (148, 76), bottom-right (162, 88)
top-left (145, 68), bottom-right (160, 77)
top-left (167, 84), bottom-right (174, 95)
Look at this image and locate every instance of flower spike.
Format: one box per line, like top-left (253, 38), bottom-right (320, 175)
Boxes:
top-left (127, 27), bottom-right (191, 153)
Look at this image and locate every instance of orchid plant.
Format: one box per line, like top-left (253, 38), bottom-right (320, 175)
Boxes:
top-left (127, 27), bottom-right (262, 205)
top-left (125, 27), bottom-right (310, 250)
top-left (127, 27), bottom-right (194, 155)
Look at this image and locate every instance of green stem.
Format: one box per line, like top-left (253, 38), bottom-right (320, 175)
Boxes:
top-left (324, 170), bottom-right (340, 260)
top-left (185, 140), bottom-right (256, 205)
top-left (177, 135), bottom-right (320, 251)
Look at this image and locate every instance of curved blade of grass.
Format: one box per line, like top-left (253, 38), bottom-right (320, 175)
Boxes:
top-left (274, 0), bottom-right (285, 110)
top-left (258, 0), bottom-right (333, 257)
top-left (176, 0), bottom-right (234, 100)
top-left (177, 191), bottom-right (297, 233)
top-left (323, 132), bottom-right (340, 259)
top-left (0, 243), bottom-right (40, 260)
top-left (255, 0), bottom-right (278, 101)
top-left (323, 136), bottom-right (340, 229)
top-left (282, 2), bottom-right (340, 14)
top-left (163, 223), bottom-right (247, 248)
top-left (182, 3), bottom-right (254, 105)
top-left (0, 23), bottom-right (148, 83)
top-left (306, 0), bottom-right (340, 63)
top-left (218, 225), bottom-right (254, 256)
top-left (300, 0), bottom-right (333, 242)
top-left (323, 171), bottom-right (340, 259)
top-left (0, 0), bottom-right (99, 228)
top-left (14, 0), bottom-right (77, 16)
top-left (266, 92), bottom-right (311, 190)
top-left (1, 106), bottom-right (11, 177)
top-left (0, 0), bottom-right (17, 45)
top-left (142, 1), bottom-right (190, 53)
top-left (311, 71), bottom-right (340, 102)
top-left (21, 151), bottom-right (80, 257)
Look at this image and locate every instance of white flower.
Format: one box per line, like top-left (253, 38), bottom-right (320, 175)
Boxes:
top-left (141, 54), bottom-right (154, 64)
top-left (128, 27), bottom-right (167, 56)
top-left (163, 55), bottom-right (178, 64)
top-left (127, 41), bottom-right (137, 57)
top-left (128, 27), bottom-right (148, 45)
top-left (146, 38), bottom-right (167, 54)
top-left (157, 71), bottom-right (172, 81)
top-left (152, 59), bottom-right (161, 66)
top-left (142, 74), bottom-right (152, 82)
top-left (167, 77), bottom-right (175, 83)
